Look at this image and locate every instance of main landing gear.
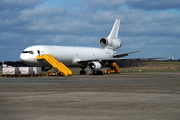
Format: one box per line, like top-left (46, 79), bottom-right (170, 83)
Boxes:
top-left (79, 68), bottom-right (103, 75)
top-left (92, 70), bottom-right (103, 75)
top-left (80, 69), bottom-right (86, 75)
top-left (79, 62), bottom-right (120, 75)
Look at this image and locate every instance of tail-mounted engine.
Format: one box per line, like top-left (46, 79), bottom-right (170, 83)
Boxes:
top-left (100, 37), bottom-right (122, 50)
top-left (87, 61), bottom-right (102, 71)
top-left (99, 19), bottom-right (122, 50)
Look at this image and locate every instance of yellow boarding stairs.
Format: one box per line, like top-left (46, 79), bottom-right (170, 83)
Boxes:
top-left (36, 54), bottom-right (72, 76)
top-left (107, 62), bottom-right (120, 74)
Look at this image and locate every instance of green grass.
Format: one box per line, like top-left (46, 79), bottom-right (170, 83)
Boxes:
top-left (121, 69), bottom-right (180, 73)
top-left (142, 62), bottom-right (180, 67)
top-left (121, 61), bottom-right (180, 73)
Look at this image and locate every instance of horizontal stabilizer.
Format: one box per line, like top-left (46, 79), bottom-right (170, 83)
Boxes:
top-left (113, 51), bottom-right (141, 58)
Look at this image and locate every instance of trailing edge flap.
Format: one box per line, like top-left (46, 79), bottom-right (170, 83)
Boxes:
top-left (113, 50), bottom-right (141, 58)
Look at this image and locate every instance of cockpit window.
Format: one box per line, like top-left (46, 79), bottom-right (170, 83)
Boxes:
top-left (22, 51), bottom-right (34, 54)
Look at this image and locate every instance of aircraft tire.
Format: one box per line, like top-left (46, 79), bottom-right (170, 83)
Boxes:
top-left (93, 70), bottom-right (103, 75)
top-left (97, 70), bottom-right (103, 75)
top-left (80, 70), bottom-right (86, 75)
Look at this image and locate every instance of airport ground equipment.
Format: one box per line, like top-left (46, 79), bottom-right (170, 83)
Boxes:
top-left (107, 62), bottom-right (120, 74)
top-left (36, 54), bottom-right (72, 76)
top-left (1, 74), bottom-right (43, 77)
top-left (1, 67), bottom-right (43, 77)
top-left (46, 67), bottom-right (64, 76)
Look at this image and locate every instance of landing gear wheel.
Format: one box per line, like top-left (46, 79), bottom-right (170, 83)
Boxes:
top-left (93, 70), bottom-right (103, 75)
top-left (80, 70), bottom-right (86, 75)
top-left (97, 70), bottom-right (103, 75)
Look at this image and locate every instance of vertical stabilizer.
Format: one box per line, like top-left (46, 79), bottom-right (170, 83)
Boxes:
top-left (108, 19), bottom-right (120, 39)
top-left (99, 19), bottom-right (122, 50)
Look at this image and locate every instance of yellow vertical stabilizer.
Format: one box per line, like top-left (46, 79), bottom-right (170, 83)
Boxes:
top-left (36, 55), bottom-right (72, 76)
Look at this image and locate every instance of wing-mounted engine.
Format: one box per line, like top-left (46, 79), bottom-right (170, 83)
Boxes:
top-left (100, 37), bottom-right (122, 50)
top-left (87, 61), bottom-right (102, 71)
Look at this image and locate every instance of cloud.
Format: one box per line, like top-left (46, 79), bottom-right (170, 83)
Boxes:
top-left (79, 0), bottom-right (127, 11)
top-left (127, 0), bottom-right (180, 10)
top-left (0, 0), bottom-right (180, 61)
top-left (80, 0), bottom-right (180, 11)
top-left (0, 0), bottom-right (44, 11)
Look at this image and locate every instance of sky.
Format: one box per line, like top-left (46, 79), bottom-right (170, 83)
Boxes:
top-left (0, 0), bottom-right (180, 61)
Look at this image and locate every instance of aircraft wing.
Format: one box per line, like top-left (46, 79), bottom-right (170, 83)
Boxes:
top-left (78, 51), bottom-right (178, 64)
top-left (78, 57), bottom-right (170, 64)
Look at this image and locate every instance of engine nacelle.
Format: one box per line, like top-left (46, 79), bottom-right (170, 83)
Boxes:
top-left (87, 61), bottom-right (102, 71)
top-left (100, 37), bottom-right (122, 50)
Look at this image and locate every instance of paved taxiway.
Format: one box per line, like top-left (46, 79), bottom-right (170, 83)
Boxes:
top-left (0, 72), bottom-right (179, 87)
top-left (0, 73), bottom-right (180, 120)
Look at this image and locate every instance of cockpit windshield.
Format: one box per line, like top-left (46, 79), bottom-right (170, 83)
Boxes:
top-left (22, 51), bottom-right (34, 54)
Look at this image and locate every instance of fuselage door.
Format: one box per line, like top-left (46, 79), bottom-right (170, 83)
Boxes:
top-left (37, 50), bottom-right (40, 56)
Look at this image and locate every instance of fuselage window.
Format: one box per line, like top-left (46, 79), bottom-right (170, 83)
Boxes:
top-left (22, 51), bottom-right (34, 54)
top-left (29, 51), bottom-right (34, 54)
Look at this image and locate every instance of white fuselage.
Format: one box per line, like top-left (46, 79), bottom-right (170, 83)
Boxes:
top-left (20, 45), bottom-right (114, 67)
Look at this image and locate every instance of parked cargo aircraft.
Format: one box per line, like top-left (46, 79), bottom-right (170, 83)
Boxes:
top-left (20, 19), bottom-right (177, 75)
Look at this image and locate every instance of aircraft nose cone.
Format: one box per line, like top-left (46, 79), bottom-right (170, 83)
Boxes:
top-left (20, 53), bottom-right (26, 61)
top-left (20, 53), bottom-right (38, 66)
top-left (20, 53), bottom-right (34, 63)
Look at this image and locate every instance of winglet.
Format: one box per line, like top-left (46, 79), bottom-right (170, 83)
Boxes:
top-left (171, 50), bottom-right (178, 60)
